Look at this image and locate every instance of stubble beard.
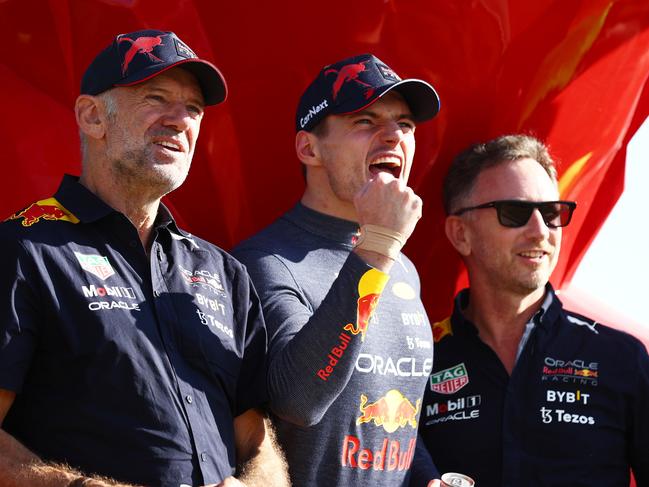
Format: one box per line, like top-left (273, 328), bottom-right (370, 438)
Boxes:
top-left (326, 169), bottom-right (362, 204)
top-left (504, 253), bottom-right (558, 297)
top-left (112, 147), bottom-right (189, 199)
top-left (476, 245), bottom-right (551, 298)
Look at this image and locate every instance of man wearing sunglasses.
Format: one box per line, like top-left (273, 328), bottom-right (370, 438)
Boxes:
top-left (412, 134), bottom-right (649, 486)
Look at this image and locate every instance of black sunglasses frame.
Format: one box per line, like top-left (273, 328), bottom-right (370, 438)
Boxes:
top-left (452, 200), bottom-right (577, 228)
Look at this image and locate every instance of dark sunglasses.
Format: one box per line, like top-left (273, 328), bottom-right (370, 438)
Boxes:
top-left (452, 200), bottom-right (577, 228)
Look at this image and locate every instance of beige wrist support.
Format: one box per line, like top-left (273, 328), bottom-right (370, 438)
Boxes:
top-left (354, 224), bottom-right (406, 260)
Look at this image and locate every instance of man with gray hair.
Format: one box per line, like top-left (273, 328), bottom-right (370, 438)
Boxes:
top-left (0, 29), bottom-right (287, 487)
top-left (413, 134), bottom-right (649, 486)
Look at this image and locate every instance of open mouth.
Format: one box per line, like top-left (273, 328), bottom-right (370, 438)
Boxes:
top-left (518, 250), bottom-right (547, 262)
top-left (369, 161), bottom-right (402, 179)
top-left (154, 139), bottom-right (184, 153)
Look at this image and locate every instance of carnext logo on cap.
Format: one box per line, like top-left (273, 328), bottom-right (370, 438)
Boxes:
top-left (300, 99), bottom-right (329, 129)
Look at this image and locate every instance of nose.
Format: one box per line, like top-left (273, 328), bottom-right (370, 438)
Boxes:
top-left (380, 121), bottom-right (404, 146)
top-left (524, 208), bottom-right (551, 239)
top-left (161, 102), bottom-right (194, 131)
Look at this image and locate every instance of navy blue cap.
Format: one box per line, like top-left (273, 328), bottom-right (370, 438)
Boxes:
top-left (81, 29), bottom-right (227, 106)
top-left (296, 53), bottom-right (440, 132)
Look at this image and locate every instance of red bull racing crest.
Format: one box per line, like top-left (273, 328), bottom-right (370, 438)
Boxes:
top-left (8, 198), bottom-right (79, 227)
top-left (343, 268), bottom-right (389, 341)
top-left (356, 389), bottom-right (421, 433)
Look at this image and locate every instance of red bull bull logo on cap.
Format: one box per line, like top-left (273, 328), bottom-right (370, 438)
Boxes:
top-left (356, 389), bottom-right (421, 433)
top-left (325, 61), bottom-right (375, 100)
top-left (8, 198), bottom-right (79, 227)
top-left (343, 268), bottom-right (388, 342)
top-left (118, 34), bottom-right (165, 75)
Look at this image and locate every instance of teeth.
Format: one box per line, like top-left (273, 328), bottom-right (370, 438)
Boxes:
top-left (157, 140), bottom-right (181, 151)
top-left (371, 158), bottom-right (400, 167)
top-left (520, 251), bottom-right (545, 258)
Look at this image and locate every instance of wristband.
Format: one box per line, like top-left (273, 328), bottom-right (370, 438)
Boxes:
top-left (354, 224), bottom-right (405, 260)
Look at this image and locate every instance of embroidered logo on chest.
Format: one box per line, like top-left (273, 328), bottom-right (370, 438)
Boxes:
top-left (74, 251), bottom-right (115, 280)
top-left (178, 265), bottom-right (227, 297)
top-left (429, 363), bottom-right (469, 394)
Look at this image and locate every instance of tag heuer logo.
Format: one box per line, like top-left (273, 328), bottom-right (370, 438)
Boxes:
top-left (74, 252), bottom-right (115, 280)
top-left (430, 363), bottom-right (469, 394)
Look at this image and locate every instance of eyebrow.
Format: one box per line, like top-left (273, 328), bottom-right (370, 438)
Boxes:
top-left (143, 84), bottom-right (205, 108)
top-left (354, 108), bottom-right (415, 122)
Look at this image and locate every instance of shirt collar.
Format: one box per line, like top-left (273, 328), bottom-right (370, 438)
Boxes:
top-left (54, 174), bottom-right (197, 247)
top-left (156, 203), bottom-right (201, 249)
top-left (54, 174), bottom-right (114, 223)
top-left (452, 283), bottom-right (558, 335)
top-left (528, 287), bottom-right (553, 326)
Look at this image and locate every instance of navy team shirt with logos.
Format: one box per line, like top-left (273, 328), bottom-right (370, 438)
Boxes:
top-left (0, 175), bottom-right (268, 487)
top-left (414, 287), bottom-right (649, 487)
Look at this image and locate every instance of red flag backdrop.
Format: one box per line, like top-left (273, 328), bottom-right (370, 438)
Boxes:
top-left (1, 0), bottom-right (648, 343)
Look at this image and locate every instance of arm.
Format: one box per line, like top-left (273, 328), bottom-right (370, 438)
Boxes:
top-left (0, 389), bottom-right (138, 487)
top-left (235, 174), bottom-right (421, 426)
top-left (352, 171), bottom-right (423, 274)
top-left (215, 408), bottom-right (289, 487)
top-left (0, 231), bottom-right (139, 487)
top-left (236, 248), bottom-right (388, 427)
top-left (0, 236), bottom-right (84, 486)
top-left (408, 434), bottom-right (441, 487)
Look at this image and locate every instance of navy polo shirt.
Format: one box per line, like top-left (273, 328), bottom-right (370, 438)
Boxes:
top-left (0, 175), bottom-right (268, 486)
top-left (418, 287), bottom-right (649, 487)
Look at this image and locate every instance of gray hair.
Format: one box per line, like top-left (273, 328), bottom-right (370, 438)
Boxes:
top-left (79, 90), bottom-right (118, 163)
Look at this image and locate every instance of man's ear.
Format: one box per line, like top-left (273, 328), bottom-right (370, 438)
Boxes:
top-left (75, 94), bottom-right (106, 140)
top-left (295, 130), bottom-right (323, 168)
top-left (445, 215), bottom-right (472, 257)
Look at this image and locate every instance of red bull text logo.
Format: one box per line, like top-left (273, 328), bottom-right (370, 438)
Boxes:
top-left (317, 332), bottom-right (351, 381)
top-left (8, 198), bottom-right (79, 227)
top-left (315, 269), bottom-right (387, 382)
top-left (343, 269), bottom-right (388, 342)
top-left (356, 389), bottom-right (420, 433)
top-left (542, 357), bottom-right (599, 385)
top-left (341, 435), bottom-right (416, 472)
